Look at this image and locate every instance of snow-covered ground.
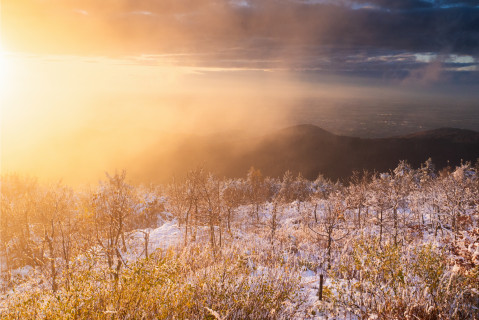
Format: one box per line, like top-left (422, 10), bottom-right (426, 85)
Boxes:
top-left (1, 165), bottom-right (478, 319)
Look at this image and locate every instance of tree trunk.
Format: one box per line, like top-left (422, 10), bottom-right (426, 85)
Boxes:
top-left (184, 207), bottom-right (190, 246)
top-left (327, 228), bottom-right (332, 270)
top-left (114, 249), bottom-right (122, 286)
top-left (255, 203), bottom-right (260, 224)
top-left (47, 235), bottom-right (57, 293)
top-left (393, 207), bottom-right (398, 245)
top-left (209, 214), bottom-right (216, 252)
top-left (357, 206), bottom-right (361, 229)
top-left (227, 208), bottom-right (232, 234)
top-left (219, 217), bottom-right (222, 248)
top-left (271, 204), bottom-right (277, 244)
top-left (144, 231), bottom-right (149, 258)
top-left (379, 209), bottom-right (383, 247)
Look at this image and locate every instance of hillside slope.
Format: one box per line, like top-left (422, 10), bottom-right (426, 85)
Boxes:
top-left (132, 125), bottom-right (479, 182)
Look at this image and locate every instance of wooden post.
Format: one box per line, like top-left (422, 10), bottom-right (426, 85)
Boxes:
top-left (318, 274), bottom-right (324, 300)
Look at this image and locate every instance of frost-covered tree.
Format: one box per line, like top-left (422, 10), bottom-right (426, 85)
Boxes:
top-left (0, 175), bottom-right (41, 281)
top-left (222, 179), bottom-right (245, 234)
top-left (308, 192), bottom-right (349, 270)
top-left (197, 173), bottom-right (223, 251)
top-left (390, 161), bottom-right (414, 245)
top-left (346, 170), bottom-right (371, 229)
top-left (35, 183), bottom-right (76, 292)
top-left (438, 162), bottom-right (476, 241)
top-left (246, 167), bottom-right (268, 225)
top-left (91, 171), bottom-right (135, 284)
top-left (368, 174), bottom-right (391, 246)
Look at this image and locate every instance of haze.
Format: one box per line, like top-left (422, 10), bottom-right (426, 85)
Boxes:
top-left (1, 0), bottom-right (479, 184)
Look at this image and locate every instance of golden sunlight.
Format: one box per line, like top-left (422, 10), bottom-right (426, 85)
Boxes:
top-left (0, 54), bottom-right (313, 183)
top-left (0, 46), bottom-right (8, 93)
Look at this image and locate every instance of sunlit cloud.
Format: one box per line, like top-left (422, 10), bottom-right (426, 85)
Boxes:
top-left (447, 55), bottom-right (475, 64)
top-left (230, 0), bottom-right (252, 8)
top-left (415, 53), bottom-right (437, 63)
top-left (128, 11), bottom-right (156, 16)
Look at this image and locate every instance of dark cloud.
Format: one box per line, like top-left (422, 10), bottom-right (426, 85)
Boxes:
top-left (350, 0), bottom-right (434, 10)
top-left (4, 0), bottom-right (478, 53)
top-left (436, 0), bottom-right (479, 7)
top-left (2, 0), bottom-right (479, 84)
top-left (349, 0), bottom-right (479, 10)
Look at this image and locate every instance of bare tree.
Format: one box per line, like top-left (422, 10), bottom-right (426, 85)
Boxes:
top-left (168, 176), bottom-right (192, 246)
top-left (308, 193), bottom-right (349, 270)
top-left (369, 173), bottom-right (393, 247)
top-left (390, 161), bottom-right (414, 245)
top-left (438, 162), bottom-right (475, 243)
top-left (415, 158), bottom-right (441, 237)
top-left (222, 179), bottom-right (244, 235)
top-left (37, 183), bottom-right (75, 293)
top-left (246, 167), bottom-right (268, 226)
top-left (269, 198), bottom-right (282, 246)
top-left (346, 170), bottom-right (371, 229)
top-left (0, 175), bottom-right (42, 290)
top-left (197, 172), bottom-right (222, 252)
top-left (91, 171), bottom-right (134, 284)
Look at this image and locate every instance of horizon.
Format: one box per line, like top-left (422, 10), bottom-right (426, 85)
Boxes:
top-left (1, 123), bottom-right (478, 187)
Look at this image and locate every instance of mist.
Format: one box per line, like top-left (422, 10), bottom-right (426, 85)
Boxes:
top-left (2, 55), bottom-right (476, 185)
top-left (0, 55), bottom-right (334, 184)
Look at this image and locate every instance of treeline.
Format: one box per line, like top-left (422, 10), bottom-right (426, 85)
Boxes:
top-left (169, 159), bottom-right (478, 252)
top-left (0, 172), bottom-right (165, 292)
top-left (0, 158), bottom-right (478, 319)
top-left (2, 159), bottom-right (479, 289)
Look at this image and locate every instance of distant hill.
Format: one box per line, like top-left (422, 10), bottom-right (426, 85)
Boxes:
top-left (401, 127), bottom-right (479, 143)
top-left (131, 125), bottom-right (479, 183)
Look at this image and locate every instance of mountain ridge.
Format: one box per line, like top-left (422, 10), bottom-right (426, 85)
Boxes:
top-left (131, 125), bottom-right (479, 183)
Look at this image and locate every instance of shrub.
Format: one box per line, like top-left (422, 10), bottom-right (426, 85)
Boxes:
top-left (1, 245), bottom-right (303, 319)
top-left (328, 237), bottom-right (479, 320)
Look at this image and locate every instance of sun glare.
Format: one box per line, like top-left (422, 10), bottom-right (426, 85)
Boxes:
top-left (0, 46), bottom-right (8, 95)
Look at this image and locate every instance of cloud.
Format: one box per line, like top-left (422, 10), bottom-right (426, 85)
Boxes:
top-left (350, 0), bottom-right (434, 10)
top-left (2, 0), bottom-right (479, 86)
top-left (402, 59), bottom-right (444, 86)
top-left (436, 0), bottom-right (479, 7)
top-left (4, 0), bottom-right (479, 54)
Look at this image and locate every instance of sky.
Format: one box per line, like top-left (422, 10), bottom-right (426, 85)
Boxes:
top-left (1, 0), bottom-right (479, 183)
